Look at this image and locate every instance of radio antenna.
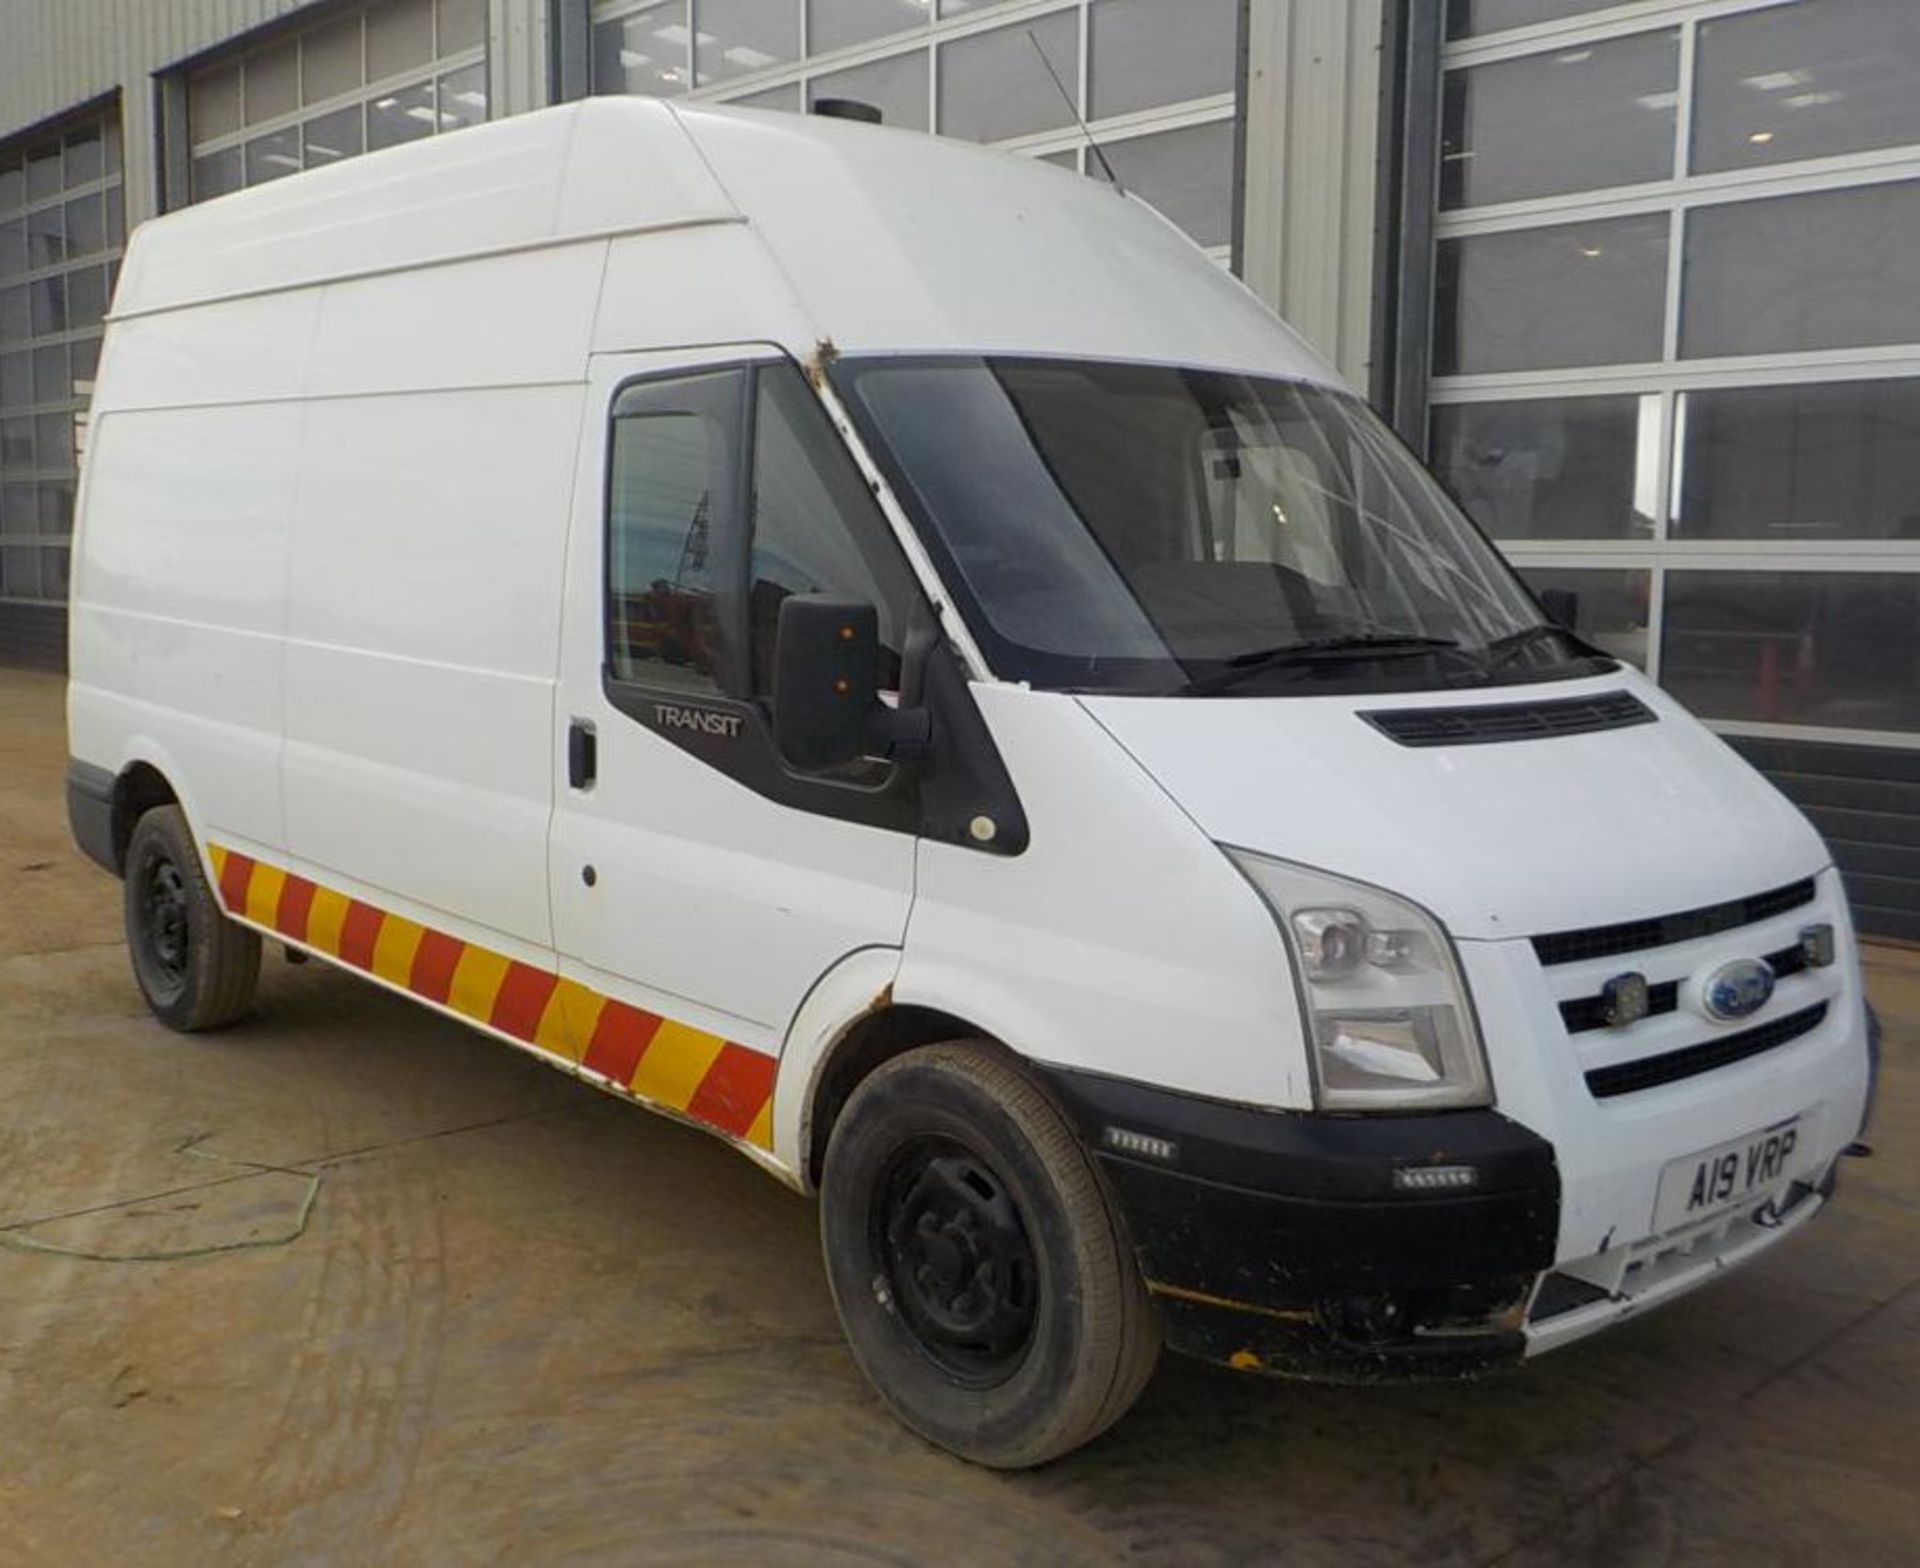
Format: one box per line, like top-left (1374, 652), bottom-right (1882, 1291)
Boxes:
top-left (1027, 30), bottom-right (1121, 191)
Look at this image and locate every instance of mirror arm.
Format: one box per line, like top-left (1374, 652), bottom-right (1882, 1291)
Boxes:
top-left (862, 703), bottom-right (932, 763)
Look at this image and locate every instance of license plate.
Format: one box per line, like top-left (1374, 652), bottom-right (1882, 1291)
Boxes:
top-left (1652, 1116), bottom-right (1802, 1234)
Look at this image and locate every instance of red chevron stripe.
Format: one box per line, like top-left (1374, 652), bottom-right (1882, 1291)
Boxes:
top-left (684, 1043), bottom-right (776, 1139)
top-left (274, 874), bottom-right (317, 942)
top-left (490, 962), bottom-right (558, 1043)
top-left (409, 928), bottom-right (465, 1005)
top-left (218, 851), bottom-right (255, 913)
top-left (583, 999), bottom-right (664, 1084)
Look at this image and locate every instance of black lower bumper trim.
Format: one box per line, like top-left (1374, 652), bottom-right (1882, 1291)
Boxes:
top-left (1033, 1062), bottom-right (1560, 1378)
top-left (67, 760), bottom-right (117, 875)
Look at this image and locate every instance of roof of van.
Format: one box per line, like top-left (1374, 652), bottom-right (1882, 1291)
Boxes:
top-left (111, 98), bottom-right (1335, 385)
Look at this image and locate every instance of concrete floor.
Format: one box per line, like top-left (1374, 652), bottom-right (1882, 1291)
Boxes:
top-left (1, 665), bottom-right (1914, 1568)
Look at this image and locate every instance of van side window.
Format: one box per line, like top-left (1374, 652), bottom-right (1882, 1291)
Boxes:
top-left (606, 372), bottom-right (741, 696)
top-left (748, 362), bottom-right (911, 695)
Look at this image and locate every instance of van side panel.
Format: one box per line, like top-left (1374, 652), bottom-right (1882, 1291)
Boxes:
top-left (68, 288), bottom-right (319, 848)
top-left (283, 381), bottom-right (584, 951)
top-left (69, 401), bottom-right (302, 854)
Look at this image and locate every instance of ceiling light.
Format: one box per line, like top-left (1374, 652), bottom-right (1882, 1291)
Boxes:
top-left (1749, 130), bottom-right (1774, 144)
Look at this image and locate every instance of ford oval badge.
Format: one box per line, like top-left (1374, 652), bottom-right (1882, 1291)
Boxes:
top-left (1703, 958), bottom-right (1775, 1022)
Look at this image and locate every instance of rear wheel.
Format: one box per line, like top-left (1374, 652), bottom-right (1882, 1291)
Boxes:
top-left (124, 805), bottom-right (260, 1031)
top-left (819, 1041), bottom-right (1160, 1468)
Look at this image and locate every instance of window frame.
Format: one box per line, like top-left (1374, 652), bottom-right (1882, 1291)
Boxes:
top-left (596, 353), bottom-right (930, 820)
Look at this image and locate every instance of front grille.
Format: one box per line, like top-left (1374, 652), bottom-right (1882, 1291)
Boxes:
top-left (1558, 938), bottom-right (1808, 1034)
top-left (1585, 1002), bottom-right (1828, 1099)
top-left (1532, 879), bottom-right (1817, 967)
top-left (1360, 690), bottom-right (1654, 748)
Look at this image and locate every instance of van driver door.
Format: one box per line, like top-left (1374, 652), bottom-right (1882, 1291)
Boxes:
top-left (547, 346), bottom-right (921, 1144)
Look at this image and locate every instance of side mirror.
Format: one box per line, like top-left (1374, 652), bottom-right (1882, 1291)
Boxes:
top-left (773, 597), bottom-right (929, 773)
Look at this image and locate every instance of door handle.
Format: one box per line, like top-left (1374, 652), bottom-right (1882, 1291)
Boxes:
top-left (568, 718), bottom-right (597, 791)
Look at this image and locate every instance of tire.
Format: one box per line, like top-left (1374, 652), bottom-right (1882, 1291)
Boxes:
top-left (123, 805), bottom-right (261, 1032)
top-left (819, 1041), bottom-right (1160, 1468)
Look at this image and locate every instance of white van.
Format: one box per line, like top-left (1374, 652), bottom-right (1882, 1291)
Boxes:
top-left (66, 98), bottom-right (1874, 1467)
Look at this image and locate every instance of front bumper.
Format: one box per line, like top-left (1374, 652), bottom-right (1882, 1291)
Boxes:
top-left (1036, 1064), bottom-right (1561, 1379)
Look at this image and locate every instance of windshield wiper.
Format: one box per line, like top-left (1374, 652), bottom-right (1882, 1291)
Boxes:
top-left (1176, 633), bottom-right (1468, 696)
top-left (1483, 623), bottom-right (1606, 673)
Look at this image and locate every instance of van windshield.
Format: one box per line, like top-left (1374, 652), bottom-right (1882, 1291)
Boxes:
top-left (831, 356), bottom-right (1608, 695)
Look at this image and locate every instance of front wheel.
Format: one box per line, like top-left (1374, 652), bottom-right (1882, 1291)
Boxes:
top-left (819, 1041), bottom-right (1160, 1468)
top-left (124, 805), bottom-right (261, 1032)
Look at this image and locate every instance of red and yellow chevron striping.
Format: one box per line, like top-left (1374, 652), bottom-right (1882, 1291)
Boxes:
top-left (207, 843), bottom-right (776, 1150)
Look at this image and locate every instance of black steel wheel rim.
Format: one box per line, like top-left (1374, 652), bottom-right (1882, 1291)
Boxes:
top-left (142, 855), bottom-right (191, 990)
top-left (874, 1134), bottom-right (1039, 1386)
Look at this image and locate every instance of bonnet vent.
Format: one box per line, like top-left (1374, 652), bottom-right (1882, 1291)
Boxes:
top-left (1360, 690), bottom-right (1656, 748)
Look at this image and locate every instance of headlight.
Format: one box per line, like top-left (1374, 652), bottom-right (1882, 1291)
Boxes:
top-left (1224, 849), bottom-right (1492, 1112)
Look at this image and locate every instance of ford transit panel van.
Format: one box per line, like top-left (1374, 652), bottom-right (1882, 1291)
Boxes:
top-left (66, 99), bottom-right (1874, 1467)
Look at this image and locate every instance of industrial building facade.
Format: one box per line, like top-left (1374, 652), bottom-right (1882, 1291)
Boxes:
top-left (3, 0), bottom-right (1917, 936)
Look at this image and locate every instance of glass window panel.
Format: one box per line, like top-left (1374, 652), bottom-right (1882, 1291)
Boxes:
top-left (245, 127), bottom-right (303, 185)
top-left (34, 413), bottom-right (73, 472)
top-left (939, 11), bottom-right (1078, 143)
top-left (0, 285), bottom-right (28, 339)
top-left (1435, 213), bottom-right (1668, 375)
top-left (40, 484), bottom-right (74, 534)
top-left (30, 276), bottom-right (66, 336)
top-left (593, 5), bottom-right (691, 97)
top-left (0, 483), bottom-right (30, 534)
top-left (63, 193), bottom-right (104, 258)
top-left (25, 204), bottom-right (63, 269)
top-left (0, 219), bottom-right (24, 279)
top-left (367, 81), bottom-right (438, 151)
top-left (106, 192), bottom-right (125, 250)
top-left (1432, 394), bottom-right (1657, 540)
top-left (26, 145), bottom-right (62, 203)
top-left (63, 125), bottom-right (104, 187)
top-left (437, 0), bottom-right (488, 55)
top-left (1089, 0), bottom-right (1236, 121)
top-left (65, 267), bottom-right (107, 332)
top-left (1663, 570), bottom-right (1920, 731)
top-left (694, 0), bottom-right (799, 88)
top-left (191, 64), bottom-right (244, 144)
top-left (69, 336), bottom-right (100, 390)
top-left (608, 411), bottom-right (725, 693)
top-left (748, 364), bottom-right (910, 695)
top-left (1441, 30), bottom-right (1677, 209)
top-left (192, 146), bottom-right (245, 202)
top-left (727, 82), bottom-right (802, 112)
top-left (1097, 121), bottom-right (1235, 248)
top-left (104, 119), bottom-right (123, 175)
top-left (42, 545), bottom-right (70, 597)
top-left (2, 545), bottom-right (41, 597)
top-left (0, 425), bottom-right (28, 478)
top-left (806, 0), bottom-right (932, 57)
top-left (0, 417), bottom-right (29, 470)
top-left (809, 52), bottom-right (929, 133)
top-left (1517, 566), bottom-right (1649, 669)
top-left (32, 344), bottom-right (66, 404)
top-left (1674, 378), bottom-right (1920, 542)
top-left (1038, 148), bottom-right (1079, 171)
top-left (1683, 181), bottom-right (1920, 359)
top-left (303, 14), bottom-right (365, 104)
top-left (246, 39), bottom-right (301, 124)
top-left (1694, 0), bottom-right (1920, 174)
top-left (368, 0), bottom-right (436, 80)
top-left (0, 157), bottom-right (23, 214)
top-left (1446, 0), bottom-right (1624, 40)
top-left (0, 353), bottom-right (29, 407)
top-left (304, 105), bottom-right (366, 167)
top-left (437, 64), bottom-right (489, 132)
